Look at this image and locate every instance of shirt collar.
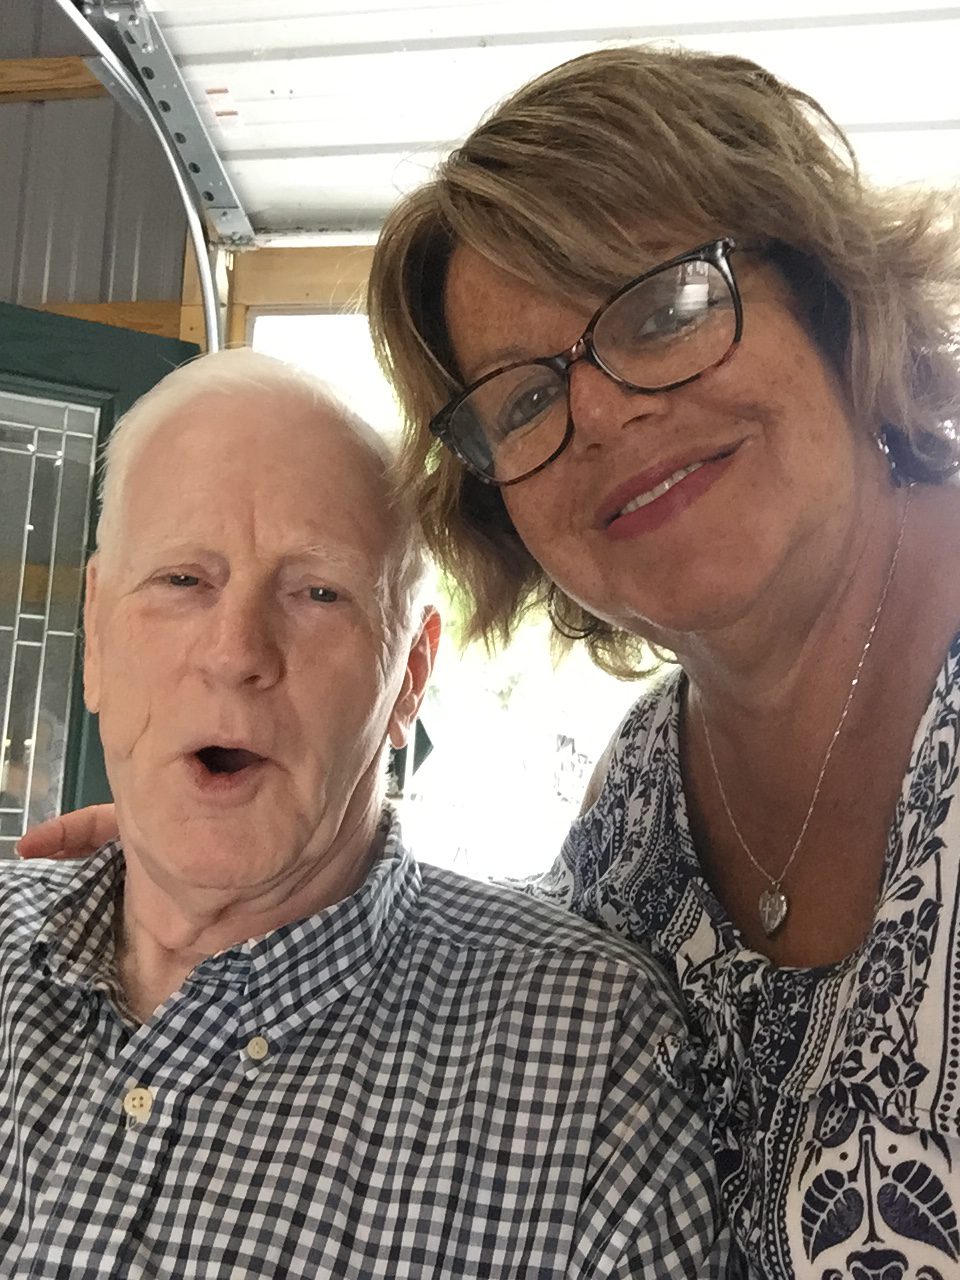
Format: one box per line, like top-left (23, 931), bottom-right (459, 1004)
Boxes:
top-left (29, 842), bottom-right (125, 990)
top-left (239, 806), bottom-right (421, 1036)
top-left (28, 806), bottom-right (422, 1036)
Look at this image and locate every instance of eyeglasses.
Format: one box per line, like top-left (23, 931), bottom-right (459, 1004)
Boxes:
top-left (430, 238), bottom-right (743, 486)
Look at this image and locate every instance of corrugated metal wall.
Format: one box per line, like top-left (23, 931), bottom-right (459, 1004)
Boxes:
top-left (1, 0), bottom-right (187, 307)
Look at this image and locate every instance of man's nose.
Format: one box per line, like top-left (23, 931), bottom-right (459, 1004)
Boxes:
top-left (197, 591), bottom-right (283, 689)
top-left (566, 356), bottom-right (669, 451)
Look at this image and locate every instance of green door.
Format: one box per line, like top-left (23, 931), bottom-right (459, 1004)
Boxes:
top-left (0, 303), bottom-right (198, 856)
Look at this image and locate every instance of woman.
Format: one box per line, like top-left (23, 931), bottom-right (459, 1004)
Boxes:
top-left (28, 44), bottom-right (960, 1280)
top-left (366, 46), bottom-right (960, 1280)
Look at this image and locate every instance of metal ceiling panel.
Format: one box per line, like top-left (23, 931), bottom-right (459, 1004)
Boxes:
top-left (149, 0), bottom-right (960, 45)
top-left (180, 22), bottom-right (960, 142)
top-left (140, 2), bottom-right (960, 237)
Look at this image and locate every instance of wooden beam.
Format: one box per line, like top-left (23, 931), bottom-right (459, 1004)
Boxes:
top-left (182, 247), bottom-right (374, 311)
top-left (235, 247), bottom-right (374, 309)
top-left (33, 301), bottom-right (181, 339)
top-left (178, 305), bottom-right (207, 348)
top-left (226, 303), bottom-right (249, 346)
top-left (182, 243), bottom-right (202, 310)
top-left (0, 57), bottom-right (108, 104)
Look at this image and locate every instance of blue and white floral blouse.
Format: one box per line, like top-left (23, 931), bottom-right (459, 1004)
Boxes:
top-left (529, 633), bottom-right (960, 1280)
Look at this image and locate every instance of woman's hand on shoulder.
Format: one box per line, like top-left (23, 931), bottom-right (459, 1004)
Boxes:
top-left (17, 804), bottom-right (119, 860)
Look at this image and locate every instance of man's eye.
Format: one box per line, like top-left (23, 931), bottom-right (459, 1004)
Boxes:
top-left (167, 574), bottom-right (200, 588)
top-left (308, 586), bottom-right (339, 603)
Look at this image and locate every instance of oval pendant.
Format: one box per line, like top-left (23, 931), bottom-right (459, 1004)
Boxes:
top-left (759, 887), bottom-right (788, 937)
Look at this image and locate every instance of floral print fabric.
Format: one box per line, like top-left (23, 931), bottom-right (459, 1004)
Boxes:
top-left (528, 635), bottom-right (960, 1279)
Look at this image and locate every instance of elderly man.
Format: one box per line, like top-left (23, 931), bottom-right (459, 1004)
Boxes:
top-left (3, 350), bottom-right (731, 1278)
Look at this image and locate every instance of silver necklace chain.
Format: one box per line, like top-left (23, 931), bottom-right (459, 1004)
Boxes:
top-left (698, 486), bottom-right (912, 936)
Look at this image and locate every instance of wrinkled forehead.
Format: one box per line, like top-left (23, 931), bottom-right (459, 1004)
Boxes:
top-left (119, 388), bottom-right (398, 560)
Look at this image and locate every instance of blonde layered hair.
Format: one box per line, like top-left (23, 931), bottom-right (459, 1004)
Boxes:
top-left (369, 45), bottom-right (960, 677)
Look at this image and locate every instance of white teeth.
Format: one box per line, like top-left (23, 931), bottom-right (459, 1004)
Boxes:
top-left (616, 461), bottom-right (705, 518)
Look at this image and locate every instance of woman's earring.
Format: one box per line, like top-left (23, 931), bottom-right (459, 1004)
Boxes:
top-left (874, 426), bottom-right (906, 487)
top-left (546, 583), bottom-right (600, 641)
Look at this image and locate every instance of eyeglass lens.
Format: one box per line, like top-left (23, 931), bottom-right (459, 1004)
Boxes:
top-left (449, 257), bottom-right (737, 483)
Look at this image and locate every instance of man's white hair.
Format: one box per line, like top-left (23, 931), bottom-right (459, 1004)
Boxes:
top-left (96, 348), bottom-right (427, 633)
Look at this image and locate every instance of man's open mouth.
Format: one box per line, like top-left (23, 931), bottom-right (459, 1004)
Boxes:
top-left (193, 746), bottom-right (266, 776)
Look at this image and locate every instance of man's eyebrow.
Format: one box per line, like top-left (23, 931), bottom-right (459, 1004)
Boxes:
top-left (285, 546), bottom-right (379, 577)
top-left (131, 543), bottom-right (219, 564)
top-left (127, 543), bottom-right (381, 585)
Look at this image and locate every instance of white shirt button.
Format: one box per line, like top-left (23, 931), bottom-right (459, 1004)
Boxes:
top-left (245, 1035), bottom-right (269, 1062)
top-left (122, 1086), bottom-right (153, 1120)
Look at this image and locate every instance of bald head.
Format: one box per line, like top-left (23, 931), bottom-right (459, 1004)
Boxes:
top-left (96, 349), bottom-right (424, 629)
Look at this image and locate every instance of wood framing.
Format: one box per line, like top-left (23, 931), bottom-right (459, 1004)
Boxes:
top-left (231, 247), bottom-right (374, 309)
top-left (0, 57), bottom-right (108, 104)
top-left (180, 244), bottom-right (375, 351)
top-left (33, 301), bottom-right (181, 338)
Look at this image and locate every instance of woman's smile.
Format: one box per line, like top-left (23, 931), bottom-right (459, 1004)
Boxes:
top-left (598, 443), bottom-right (743, 539)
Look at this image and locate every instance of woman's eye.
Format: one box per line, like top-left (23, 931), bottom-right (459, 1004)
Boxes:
top-left (637, 304), bottom-right (700, 339)
top-left (501, 378), bottom-right (563, 434)
top-left (308, 586), bottom-right (339, 603)
top-left (167, 574), bottom-right (200, 588)
top-left (635, 287), bottom-right (726, 343)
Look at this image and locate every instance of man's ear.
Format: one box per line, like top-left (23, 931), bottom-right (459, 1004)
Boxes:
top-left (388, 606), bottom-right (441, 750)
top-left (82, 556), bottom-right (102, 714)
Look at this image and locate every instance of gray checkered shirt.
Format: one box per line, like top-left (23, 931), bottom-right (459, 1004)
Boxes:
top-left (0, 809), bottom-right (734, 1278)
